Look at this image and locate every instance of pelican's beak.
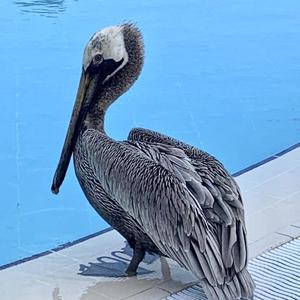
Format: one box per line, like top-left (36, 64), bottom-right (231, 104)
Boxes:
top-left (51, 57), bottom-right (125, 194)
top-left (51, 70), bottom-right (92, 194)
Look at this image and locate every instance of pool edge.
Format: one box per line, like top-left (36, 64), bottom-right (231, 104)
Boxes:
top-left (1, 141), bottom-right (299, 271)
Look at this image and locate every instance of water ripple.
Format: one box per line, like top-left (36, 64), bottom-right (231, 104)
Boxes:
top-left (14, 0), bottom-right (67, 18)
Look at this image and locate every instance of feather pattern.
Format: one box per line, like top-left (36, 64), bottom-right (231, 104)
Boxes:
top-left (126, 128), bottom-right (255, 298)
top-left (79, 128), bottom-right (255, 299)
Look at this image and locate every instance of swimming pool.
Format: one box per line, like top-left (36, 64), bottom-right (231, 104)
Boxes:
top-left (1, 0), bottom-right (299, 267)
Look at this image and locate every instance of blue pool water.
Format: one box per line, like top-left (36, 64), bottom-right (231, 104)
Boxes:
top-left (0, 0), bottom-right (299, 267)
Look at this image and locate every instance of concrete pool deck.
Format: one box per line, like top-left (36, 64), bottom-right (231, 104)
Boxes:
top-left (0, 145), bottom-right (300, 300)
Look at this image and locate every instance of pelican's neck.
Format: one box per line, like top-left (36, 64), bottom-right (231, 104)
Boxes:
top-left (83, 24), bottom-right (144, 134)
top-left (84, 106), bottom-right (106, 132)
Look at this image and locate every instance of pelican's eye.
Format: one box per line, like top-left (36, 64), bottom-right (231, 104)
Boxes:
top-left (93, 54), bottom-right (103, 64)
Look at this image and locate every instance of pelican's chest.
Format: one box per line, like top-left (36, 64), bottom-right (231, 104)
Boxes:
top-left (73, 132), bottom-right (105, 205)
top-left (73, 132), bottom-right (92, 183)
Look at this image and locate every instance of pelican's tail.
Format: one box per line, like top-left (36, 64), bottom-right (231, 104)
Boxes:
top-left (201, 268), bottom-right (255, 300)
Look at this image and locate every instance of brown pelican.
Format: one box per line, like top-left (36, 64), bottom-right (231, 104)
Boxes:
top-left (51, 23), bottom-right (255, 300)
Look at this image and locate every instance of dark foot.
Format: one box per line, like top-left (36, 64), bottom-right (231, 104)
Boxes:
top-left (125, 269), bottom-right (137, 277)
top-left (125, 246), bottom-right (145, 276)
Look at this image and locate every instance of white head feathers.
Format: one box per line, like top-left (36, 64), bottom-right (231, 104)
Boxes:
top-left (83, 25), bottom-right (129, 74)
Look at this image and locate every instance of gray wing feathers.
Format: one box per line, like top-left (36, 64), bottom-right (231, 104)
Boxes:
top-left (127, 127), bottom-right (255, 299)
top-left (202, 268), bottom-right (255, 300)
top-left (84, 128), bottom-right (254, 299)
top-left (128, 128), bottom-right (248, 258)
top-left (84, 130), bottom-right (229, 289)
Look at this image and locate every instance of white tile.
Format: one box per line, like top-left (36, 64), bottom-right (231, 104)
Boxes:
top-left (245, 191), bottom-right (300, 242)
top-left (28, 263), bottom-right (121, 300)
top-left (276, 225), bottom-right (300, 238)
top-left (0, 252), bottom-right (76, 280)
top-left (60, 230), bottom-right (124, 263)
top-left (79, 290), bottom-right (112, 300)
top-left (49, 256), bottom-right (168, 300)
top-left (123, 287), bottom-right (170, 300)
top-left (245, 206), bottom-right (281, 243)
top-left (292, 219), bottom-right (300, 228)
top-left (156, 261), bottom-right (198, 294)
top-left (248, 233), bottom-right (291, 259)
top-left (234, 177), bottom-right (258, 193)
top-left (242, 189), bottom-right (281, 215)
top-left (0, 269), bottom-right (53, 300)
top-left (250, 166), bottom-right (300, 199)
top-left (272, 191), bottom-right (300, 225)
top-left (85, 276), bottom-right (163, 300)
top-left (238, 148), bottom-right (300, 185)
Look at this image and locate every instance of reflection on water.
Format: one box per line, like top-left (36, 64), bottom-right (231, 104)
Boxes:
top-left (14, 0), bottom-right (70, 18)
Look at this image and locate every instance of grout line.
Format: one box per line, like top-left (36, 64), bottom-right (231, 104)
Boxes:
top-left (240, 165), bottom-right (300, 193)
top-left (275, 232), bottom-right (295, 239)
top-left (121, 285), bottom-right (162, 300)
top-left (157, 287), bottom-right (172, 294)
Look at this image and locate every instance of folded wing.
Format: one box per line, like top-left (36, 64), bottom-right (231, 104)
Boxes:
top-left (128, 128), bottom-right (248, 273)
top-left (83, 128), bottom-right (255, 299)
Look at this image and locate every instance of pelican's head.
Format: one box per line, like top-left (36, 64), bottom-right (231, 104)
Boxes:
top-left (82, 25), bottom-right (128, 81)
top-left (51, 23), bottom-right (144, 194)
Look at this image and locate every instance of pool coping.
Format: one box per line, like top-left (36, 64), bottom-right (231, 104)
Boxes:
top-left (1, 141), bottom-right (299, 271)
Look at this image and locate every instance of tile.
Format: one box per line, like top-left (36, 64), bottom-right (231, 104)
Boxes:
top-left (250, 166), bottom-right (300, 199)
top-left (79, 290), bottom-right (112, 300)
top-left (60, 230), bottom-right (124, 263)
top-left (158, 280), bottom-right (196, 295)
top-left (242, 189), bottom-right (281, 215)
top-left (292, 219), bottom-right (300, 228)
top-left (234, 177), bottom-right (258, 193)
top-left (0, 251), bottom-right (76, 280)
top-left (0, 269), bottom-right (53, 300)
top-left (245, 207), bottom-right (280, 243)
top-left (245, 191), bottom-right (300, 242)
top-left (123, 287), bottom-right (170, 300)
top-left (238, 159), bottom-right (298, 186)
top-left (272, 191), bottom-right (300, 225)
top-left (276, 225), bottom-right (300, 238)
top-left (246, 208), bottom-right (282, 243)
top-left (47, 282), bottom-right (112, 300)
top-left (88, 276), bottom-right (163, 300)
top-left (31, 264), bottom-right (117, 300)
top-left (156, 261), bottom-right (198, 294)
top-left (248, 233), bottom-right (291, 259)
top-left (49, 256), bottom-right (168, 300)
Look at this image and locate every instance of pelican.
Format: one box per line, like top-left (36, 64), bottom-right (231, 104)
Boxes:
top-left (51, 23), bottom-right (255, 300)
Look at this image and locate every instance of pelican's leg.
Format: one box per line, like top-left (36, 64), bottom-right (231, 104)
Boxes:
top-left (125, 245), bottom-right (145, 276)
top-left (160, 256), bottom-right (171, 280)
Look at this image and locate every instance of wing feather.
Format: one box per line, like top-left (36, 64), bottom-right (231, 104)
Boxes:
top-left (83, 129), bottom-right (229, 287)
top-left (127, 128), bottom-right (251, 277)
top-left (82, 128), bottom-right (254, 299)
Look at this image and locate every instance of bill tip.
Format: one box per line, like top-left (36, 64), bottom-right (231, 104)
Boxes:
top-left (51, 184), bottom-right (59, 195)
